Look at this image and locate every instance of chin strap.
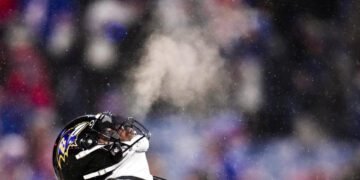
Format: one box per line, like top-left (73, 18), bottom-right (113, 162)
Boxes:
top-left (83, 150), bottom-right (135, 179)
top-left (75, 144), bottom-right (106, 159)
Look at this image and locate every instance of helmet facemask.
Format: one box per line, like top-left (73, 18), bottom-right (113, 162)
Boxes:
top-left (91, 112), bottom-right (150, 144)
top-left (90, 112), bottom-right (121, 140)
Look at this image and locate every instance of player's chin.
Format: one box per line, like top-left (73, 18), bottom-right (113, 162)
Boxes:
top-left (127, 128), bottom-right (135, 134)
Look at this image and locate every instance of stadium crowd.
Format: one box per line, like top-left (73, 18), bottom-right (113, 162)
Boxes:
top-left (0, 0), bottom-right (360, 179)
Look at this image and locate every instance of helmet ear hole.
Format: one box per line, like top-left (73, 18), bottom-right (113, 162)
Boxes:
top-left (80, 134), bottom-right (98, 149)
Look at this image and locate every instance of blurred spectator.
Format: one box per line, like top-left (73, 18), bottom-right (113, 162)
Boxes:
top-left (0, 0), bottom-right (18, 24)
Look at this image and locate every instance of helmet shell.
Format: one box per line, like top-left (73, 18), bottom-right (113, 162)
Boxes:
top-left (52, 115), bottom-right (95, 179)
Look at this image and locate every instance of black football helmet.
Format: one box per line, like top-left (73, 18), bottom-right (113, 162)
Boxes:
top-left (52, 112), bottom-right (150, 180)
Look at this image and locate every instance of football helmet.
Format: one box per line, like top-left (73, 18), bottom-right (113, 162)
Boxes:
top-left (52, 112), bottom-right (150, 180)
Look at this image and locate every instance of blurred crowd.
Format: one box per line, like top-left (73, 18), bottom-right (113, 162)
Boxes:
top-left (1, 0), bottom-right (360, 179)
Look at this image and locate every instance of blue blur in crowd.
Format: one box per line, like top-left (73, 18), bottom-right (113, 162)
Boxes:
top-left (0, 103), bottom-right (29, 135)
top-left (105, 23), bottom-right (128, 43)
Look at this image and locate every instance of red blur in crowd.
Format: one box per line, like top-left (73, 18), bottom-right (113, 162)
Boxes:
top-left (4, 45), bottom-right (54, 108)
top-left (0, 0), bottom-right (18, 23)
